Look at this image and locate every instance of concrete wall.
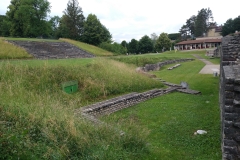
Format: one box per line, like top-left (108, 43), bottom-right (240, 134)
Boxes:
top-left (220, 33), bottom-right (240, 159)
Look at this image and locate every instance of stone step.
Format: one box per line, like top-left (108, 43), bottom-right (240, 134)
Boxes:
top-left (177, 88), bottom-right (201, 95)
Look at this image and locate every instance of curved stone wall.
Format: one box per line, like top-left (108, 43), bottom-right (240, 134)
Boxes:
top-left (138, 58), bottom-right (194, 72)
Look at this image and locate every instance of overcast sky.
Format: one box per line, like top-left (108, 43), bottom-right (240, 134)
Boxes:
top-left (0, 0), bottom-right (239, 42)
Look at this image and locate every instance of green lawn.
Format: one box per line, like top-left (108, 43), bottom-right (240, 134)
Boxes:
top-left (102, 59), bottom-right (221, 159)
top-left (0, 43), bottom-right (221, 159)
top-left (5, 37), bottom-right (61, 42)
top-left (111, 50), bottom-right (206, 66)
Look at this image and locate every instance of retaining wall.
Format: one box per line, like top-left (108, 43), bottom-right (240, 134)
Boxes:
top-left (76, 87), bottom-right (179, 118)
top-left (139, 58), bottom-right (194, 72)
top-left (220, 33), bottom-right (240, 159)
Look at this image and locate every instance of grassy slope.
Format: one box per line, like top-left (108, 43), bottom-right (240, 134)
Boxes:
top-left (5, 37), bottom-right (61, 42)
top-left (0, 37), bottom-right (32, 59)
top-left (60, 38), bottom-right (114, 57)
top-left (7, 58), bottom-right (94, 67)
top-left (111, 50), bottom-right (206, 66)
top-left (0, 41), bottom-right (221, 159)
top-left (102, 56), bottom-right (221, 159)
top-left (0, 57), bottom-right (163, 159)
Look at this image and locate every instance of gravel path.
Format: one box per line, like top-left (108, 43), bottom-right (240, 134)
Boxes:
top-left (192, 54), bottom-right (220, 74)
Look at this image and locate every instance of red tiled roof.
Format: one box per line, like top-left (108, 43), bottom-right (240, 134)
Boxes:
top-left (176, 39), bottom-right (222, 45)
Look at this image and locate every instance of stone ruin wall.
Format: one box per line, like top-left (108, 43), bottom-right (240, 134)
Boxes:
top-left (220, 33), bottom-right (240, 160)
top-left (138, 58), bottom-right (194, 72)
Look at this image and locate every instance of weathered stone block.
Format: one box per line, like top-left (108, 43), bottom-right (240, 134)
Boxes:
top-left (225, 99), bottom-right (234, 105)
top-left (225, 106), bottom-right (234, 113)
top-left (225, 113), bottom-right (239, 121)
top-left (226, 84), bottom-right (234, 91)
top-left (226, 91), bottom-right (235, 98)
top-left (223, 146), bottom-right (239, 155)
top-left (224, 139), bottom-right (238, 146)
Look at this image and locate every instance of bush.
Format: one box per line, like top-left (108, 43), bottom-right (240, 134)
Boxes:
top-left (99, 42), bottom-right (127, 55)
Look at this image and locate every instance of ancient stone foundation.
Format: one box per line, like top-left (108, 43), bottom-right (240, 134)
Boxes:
top-left (75, 84), bottom-right (200, 125)
top-left (220, 33), bottom-right (240, 159)
top-left (8, 41), bottom-right (94, 59)
top-left (138, 58), bottom-right (194, 72)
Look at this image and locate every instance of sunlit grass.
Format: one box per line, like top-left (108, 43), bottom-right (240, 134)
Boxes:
top-left (5, 37), bottom-right (61, 42)
top-left (102, 59), bottom-right (221, 159)
top-left (60, 38), bottom-right (113, 57)
top-left (0, 58), bottom-right (163, 159)
top-left (0, 37), bottom-right (32, 59)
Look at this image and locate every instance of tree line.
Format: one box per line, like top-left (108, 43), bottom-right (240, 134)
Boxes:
top-left (3, 2), bottom-right (238, 54)
top-left (178, 8), bottom-right (240, 41)
top-left (0, 0), bottom-right (173, 54)
top-left (121, 33), bottom-right (172, 54)
top-left (0, 0), bottom-right (111, 46)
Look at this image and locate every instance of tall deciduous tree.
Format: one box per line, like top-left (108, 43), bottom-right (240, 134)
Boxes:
top-left (194, 8), bottom-right (214, 37)
top-left (128, 39), bottom-right (139, 54)
top-left (179, 24), bottom-right (189, 40)
top-left (61, 0), bottom-right (85, 40)
top-left (186, 15), bottom-right (196, 36)
top-left (138, 35), bottom-right (153, 54)
top-left (179, 8), bottom-right (215, 38)
top-left (81, 14), bottom-right (111, 45)
top-left (155, 32), bottom-right (171, 52)
top-left (6, 0), bottom-right (51, 37)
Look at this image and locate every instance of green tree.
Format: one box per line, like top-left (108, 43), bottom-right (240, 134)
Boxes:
top-left (99, 42), bottom-right (126, 54)
top-left (0, 15), bottom-right (10, 36)
top-left (6, 0), bottom-right (51, 37)
top-left (61, 0), bottom-right (85, 40)
top-left (186, 15), bottom-right (196, 36)
top-left (82, 14), bottom-right (112, 45)
top-left (155, 32), bottom-right (171, 52)
top-left (150, 32), bottom-right (158, 52)
top-left (179, 24), bottom-right (189, 40)
top-left (222, 16), bottom-right (240, 36)
top-left (168, 33), bottom-right (180, 40)
top-left (194, 8), bottom-right (213, 37)
top-left (128, 39), bottom-right (139, 54)
top-left (48, 16), bottom-right (60, 38)
top-left (121, 40), bottom-right (128, 52)
top-left (138, 35), bottom-right (153, 54)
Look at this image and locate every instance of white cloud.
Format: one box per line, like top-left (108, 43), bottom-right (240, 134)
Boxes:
top-left (0, 0), bottom-right (239, 42)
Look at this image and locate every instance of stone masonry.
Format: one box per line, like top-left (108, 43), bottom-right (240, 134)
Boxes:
top-left (220, 33), bottom-right (240, 160)
top-left (75, 82), bottom-right (201, 124)
top-left (8, 40), bottom-right (94, 59)
top-left (137, 58), bottom-right (194, 72)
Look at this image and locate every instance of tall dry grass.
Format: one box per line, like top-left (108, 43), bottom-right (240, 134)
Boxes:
top-left (0, 58), bottom-right (162, 159)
